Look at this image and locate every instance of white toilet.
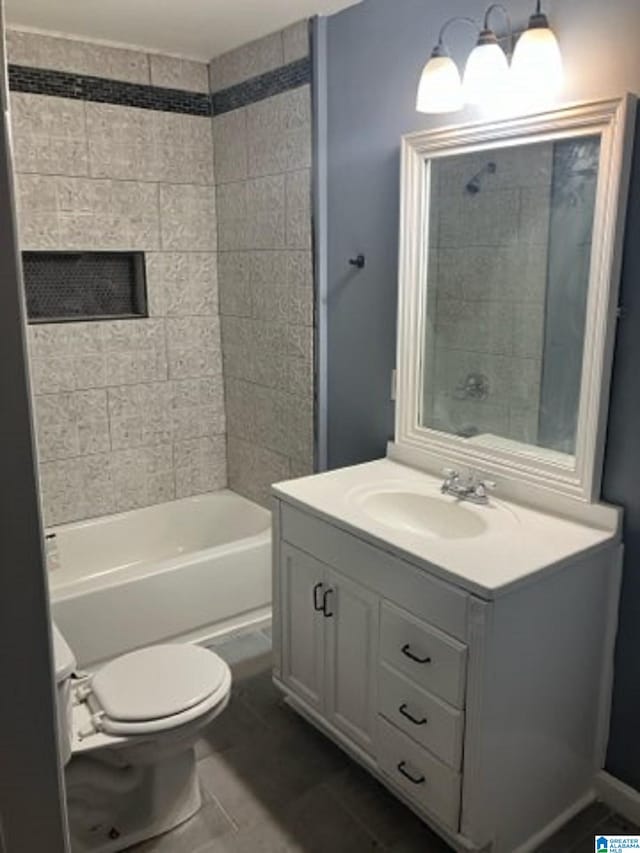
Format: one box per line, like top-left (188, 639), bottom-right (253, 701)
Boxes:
top-left (52, 622), bottom-right (232, 852)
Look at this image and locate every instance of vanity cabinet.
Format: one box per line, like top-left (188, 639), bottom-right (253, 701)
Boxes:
top-left (271, 481), bottom-right (622, 853)
top-left (280, 543), bottom-right (378, 752)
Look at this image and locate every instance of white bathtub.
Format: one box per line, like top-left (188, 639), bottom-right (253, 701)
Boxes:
top-left (48, 490), bottom-right (272, 667)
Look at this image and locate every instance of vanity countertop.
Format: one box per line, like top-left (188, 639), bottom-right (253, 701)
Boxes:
top-left (273, 458), bottom-right (620, 599)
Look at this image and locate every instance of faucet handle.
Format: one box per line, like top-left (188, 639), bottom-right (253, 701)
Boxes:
top-left (475, 479), bottom-right (496, 499)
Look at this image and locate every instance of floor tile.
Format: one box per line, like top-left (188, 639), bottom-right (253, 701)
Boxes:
top-left (209, 631), bottom-right (273, 678)
top-left (325, 763), bottom-right (430, 848)
top-left (198, 713), bottom-right (347, 833)
top-left (123, 642), bottom-right (639, 853)
top-left (195, 689), bottom-right (266, 760)
top-left (283, 783), bottom-right (382, 852)
top-left (129, 793), bottom-right (235, 852)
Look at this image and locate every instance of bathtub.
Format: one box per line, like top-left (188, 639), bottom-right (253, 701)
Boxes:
top-left (48, 490), bottom-right (271, 667)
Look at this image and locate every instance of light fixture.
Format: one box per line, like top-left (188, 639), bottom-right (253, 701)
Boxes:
top-left (511, 0), bottom-right (564, 101)
top-left (463, 4), bottom-right (512, 108)
top-left (416, 2), bottom-right (563, 115)
top-left (416, 17), bottom-right (478, 114)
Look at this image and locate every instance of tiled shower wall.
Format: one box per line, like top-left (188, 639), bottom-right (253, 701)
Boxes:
top-left (425, 143), bottom-right (551, 446)
top-left (211, 22), bottom-right (315, 506)
top-left (8, 30), bottom-right (225, 526)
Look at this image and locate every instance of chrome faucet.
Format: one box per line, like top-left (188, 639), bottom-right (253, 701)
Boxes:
top-left (441, 469), bottom-right (495, 505)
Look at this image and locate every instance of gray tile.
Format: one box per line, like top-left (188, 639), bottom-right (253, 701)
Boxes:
top-left (246, 87), bottom-right (311, 180)
top-left (130, 792), bottom-right (235, 851)
top-left (195, 690), bottom-right (265, 760)
top-left (174, 435), bottom-right (227, 497)
top-left (286, 206), bottom-right (311, 250)
top-left (210, 32), bottom-right (284, 93)
top-left (213, 111), bottom-right (249, 185)
top-left (35, 390), bottom-right (109, 462)
top-left (53, 177), bottom-right (160, 251)
top-left (387, 823), bottom-right (455, 852)
top-left (6, 29), bottom-right (150, 84)
top-left (437, 188), bottom-right (521, 249)
top-left (10, 93), bottom-right (88, 177)
top-left (38, 459), bottom-right (84, 526)
top-left (227, 437), bottom-right (290, 507)
top-left (289, 457), bottom-right (313, 480)
top-left (146, 252), bottom-right (218, 317)
top-left (282, 783), bottom-right (382, 853)
top-left (160, 184), bottom-right (217, 252)
top-left (285, 170), bottom-right (311, 213)
top-left (210, 632), bottom-right (273, 680)
top-left (167, 315), bottom-right (223, 380)
top-left (326, 764), bottom-right (437, 849)
top-left (198, 710), bottom-right (346, 834)
top-left (282, 21), bottom-right (310, 64)
top-left (149, 54), bottom-right (210, 93)
top-left (218, 253), bottom-right (253, 317)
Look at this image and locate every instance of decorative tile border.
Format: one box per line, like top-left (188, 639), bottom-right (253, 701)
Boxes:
top-left (9, 54), bottom-right (312, 117)
top-left (9, 65), bottom-right (212, 116)
top-left (212, 56), bottom-right (312, 115)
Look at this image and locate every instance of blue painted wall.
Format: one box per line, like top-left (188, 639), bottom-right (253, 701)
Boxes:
top-left (324, 0), bottom-right (640, 787)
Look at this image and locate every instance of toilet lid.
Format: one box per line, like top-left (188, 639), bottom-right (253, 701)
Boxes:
top-left (91, 644), bottom-right (228, 722)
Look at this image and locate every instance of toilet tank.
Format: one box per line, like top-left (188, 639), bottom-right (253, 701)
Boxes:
top-left (52, 623), bottom-right (76, 765)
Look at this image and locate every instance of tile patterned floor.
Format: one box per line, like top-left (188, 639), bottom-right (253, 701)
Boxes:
top-left (129, 629), bottom-right (639, 853)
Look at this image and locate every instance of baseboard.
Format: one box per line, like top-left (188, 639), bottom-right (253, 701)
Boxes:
top-left (511, 792), bottom-right (596, 853)
top-left (595, 770), bottom-right (640, 824)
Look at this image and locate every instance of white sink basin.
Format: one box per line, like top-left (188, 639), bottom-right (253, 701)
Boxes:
top-left (355, 490), bottom-right (489, 540)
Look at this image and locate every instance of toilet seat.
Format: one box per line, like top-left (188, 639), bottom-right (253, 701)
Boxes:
top-left (79, 644), bottom-right (231, 738)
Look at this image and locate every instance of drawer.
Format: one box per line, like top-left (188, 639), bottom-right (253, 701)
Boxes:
top-left (378, 663), bottom-right (464, 769)
top-left (279, 502), bottom-right (468, 641)
top-left (380, 602), bottom-right (467, 708)
top-left (377, 716), bottom-right (461, 831)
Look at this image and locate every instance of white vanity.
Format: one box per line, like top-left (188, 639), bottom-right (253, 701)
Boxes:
top-left (272, 97), bottom-right (636, 852)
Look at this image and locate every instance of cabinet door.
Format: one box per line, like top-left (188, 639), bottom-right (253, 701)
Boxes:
top-left (325, 569), bottom-right (379, 753)
top-left (280, 544), bottom-right (326, 712)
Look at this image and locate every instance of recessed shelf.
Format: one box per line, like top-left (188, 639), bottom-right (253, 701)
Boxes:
top-left (22, 251), bottom-right (148, 324)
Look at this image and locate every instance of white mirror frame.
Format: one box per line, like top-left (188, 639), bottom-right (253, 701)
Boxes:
top-left (392, 97), bottom-right (636, 504)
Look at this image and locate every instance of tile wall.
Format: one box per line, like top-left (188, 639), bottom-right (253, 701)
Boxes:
top-left (424, 143), bottom-right (551, 446)
top-left (8, 30), bottom-right (226, 525)
top-left (211, 21), bottom-right (315, 506)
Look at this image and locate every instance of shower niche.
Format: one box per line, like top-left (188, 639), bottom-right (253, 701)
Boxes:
top-left (23, 251), bottom-right (148, 323)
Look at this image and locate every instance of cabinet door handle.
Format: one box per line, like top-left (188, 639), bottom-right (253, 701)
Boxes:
top-left (313, 582), bottom-right (324, 612)
top-left (322, 588), bottom-right (334, 617)
top-left (401, 644), bottom-right (431, 664)
top-left (397, 761), bottom-right (425, 785)
top-left (399, 703), bottom-right (427, 726)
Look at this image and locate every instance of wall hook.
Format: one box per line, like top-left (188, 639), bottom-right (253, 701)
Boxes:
top-left (349, 254), bottom-right (366, 270)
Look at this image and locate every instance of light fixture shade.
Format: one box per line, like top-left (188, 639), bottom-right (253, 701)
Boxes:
top-left (416, 54), bottom-right (464, 114)
top-left (463, 41), bottom-right (511, 107)
top-left (511, 22), bottom-right (564, 101)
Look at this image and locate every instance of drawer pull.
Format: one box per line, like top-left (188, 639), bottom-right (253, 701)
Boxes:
top-left (313, 582), bottom-right (324, 612)
top-left (399, 703), bottom-right (427, 726)
top-left (401, 644), bottom-right (432, 665)
top-left (397, 761), bottom-right (426, 785)
top-left (323, 588), bottom-right (335, 618)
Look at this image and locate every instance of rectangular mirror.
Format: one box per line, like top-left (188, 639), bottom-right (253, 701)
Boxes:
top-left (395, 99), bottom-right (635, 502)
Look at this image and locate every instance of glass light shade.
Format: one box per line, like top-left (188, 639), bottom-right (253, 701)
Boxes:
top-left (511, 25), bottom-right (564, 101)
top-left (463, 42), bottom-right (511, 107)
top-left (416, 54), bottom-right (464, 114)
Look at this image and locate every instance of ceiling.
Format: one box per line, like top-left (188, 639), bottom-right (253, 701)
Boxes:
top-left (5, 0), bottom-right (362, 61)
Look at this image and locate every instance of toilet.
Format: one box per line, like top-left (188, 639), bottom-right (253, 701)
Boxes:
top-left (52, 622), bottom-right (232, 853)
